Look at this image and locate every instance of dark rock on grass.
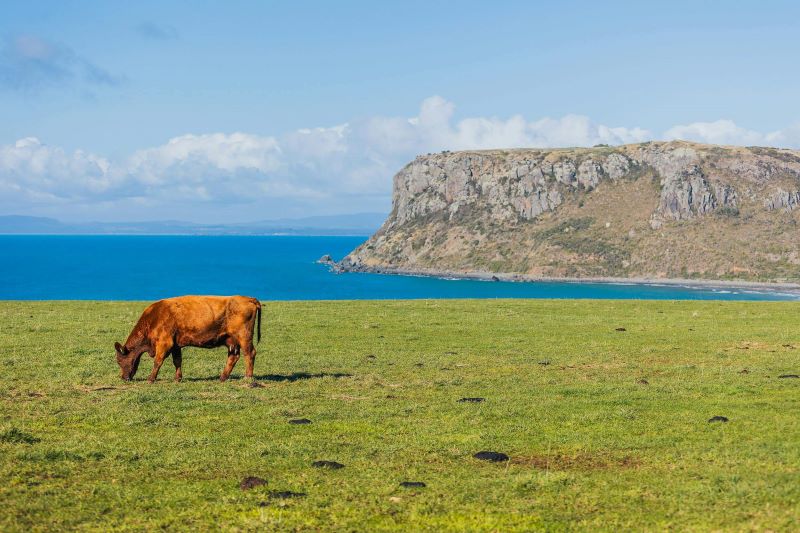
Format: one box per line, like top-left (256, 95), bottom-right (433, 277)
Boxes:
top-left (240, 476), bottom-right (267, 490)
top-left (414, 363), bottom-right (424, 367)
top-left (637, 379), bottom-right (649, 385)
top-left (782, 344), bottom-right (796, 349)
top-left (473, 451), bottom-right (509, 462)
top-left (615, 327), bottom-right (627, 332)
top-left (0, 428), bottom-right (40, 444)
top-left (400, 481), bottom-right (426, 488)
top-left (458, 397), bottom-right (485, 403)
top-left (739, 369), bottom-right (750, 374)
top-left (708, 416), bottom-right (729, 423)
top-left (444, 351), bottom-right (458, 355)
top-left (778, 374), bottom-right (799, 379)
top-left (246, 381), bottom-right (264, 388)
top-left (269, 490), bottom-right (306, 499)
top-left (312, 460), bottom-right (344, 469)
top-left (538, 360), bottom-right (550, 366)
top-left (366, 354), bottom-right (376, 360)
top-left (288, 418), bottom-right (312, 425)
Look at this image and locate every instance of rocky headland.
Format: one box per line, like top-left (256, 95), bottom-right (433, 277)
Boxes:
top-left (338, 141), bottom-right (800, 285)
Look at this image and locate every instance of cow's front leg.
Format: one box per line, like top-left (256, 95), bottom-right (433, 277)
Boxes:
top-left (220, 349), bottom-right (240, 382)
top-left (172, 347), bottom-right (183, 382)
top-left (147, 342), bottom-right (172, 383)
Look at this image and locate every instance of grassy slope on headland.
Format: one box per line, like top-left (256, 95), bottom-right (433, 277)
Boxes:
top-left (1, 300), bottom-right (799, 531)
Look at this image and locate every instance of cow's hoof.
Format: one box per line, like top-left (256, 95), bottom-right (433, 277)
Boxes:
top-left (219, 375), bottom-right (229, 382)
top-left (147, 378), bottom-right (156, 384)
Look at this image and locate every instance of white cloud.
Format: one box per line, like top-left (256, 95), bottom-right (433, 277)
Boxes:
top-left (1, 96), bottom-right (799, 221)
top-left (664, 119), bottom-right (800, 148)
top-left (664, 120), bottom-right (765, 146)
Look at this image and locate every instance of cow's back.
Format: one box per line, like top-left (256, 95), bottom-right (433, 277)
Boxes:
top-left (159, 296), bottom-right (227, 342)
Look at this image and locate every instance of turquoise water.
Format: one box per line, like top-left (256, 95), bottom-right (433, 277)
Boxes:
top-left (0, 235), bottom-right (796, 301)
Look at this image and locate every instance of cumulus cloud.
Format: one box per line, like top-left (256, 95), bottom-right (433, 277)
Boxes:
top-left (0, 34), bottom-right (123, 92)
top-left (1, 96), bottom-right (799, 221)
top-left (664, 119), bottom-right (800, 148)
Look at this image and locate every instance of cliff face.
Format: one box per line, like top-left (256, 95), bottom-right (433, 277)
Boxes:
top-left (341, 141), bottom-right (800, 282)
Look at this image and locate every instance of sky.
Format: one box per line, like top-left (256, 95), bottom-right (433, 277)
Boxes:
top-left (1, 0), bottom-right (799, 223)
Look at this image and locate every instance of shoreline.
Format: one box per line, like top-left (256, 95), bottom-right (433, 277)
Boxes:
top-left (336, 264), bottom-right (800, 295)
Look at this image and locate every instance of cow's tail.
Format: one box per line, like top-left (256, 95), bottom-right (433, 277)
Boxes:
top-left (255, 299), bottom-right (262, 344)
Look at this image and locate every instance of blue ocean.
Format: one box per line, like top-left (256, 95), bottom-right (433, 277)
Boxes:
top-left (0, 235), bottom-right (796, 301)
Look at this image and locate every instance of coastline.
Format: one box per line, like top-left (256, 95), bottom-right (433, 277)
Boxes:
top-left (336, 263), bottom-right (800, 295)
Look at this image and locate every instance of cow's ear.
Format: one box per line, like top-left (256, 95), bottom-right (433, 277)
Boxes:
top-left (115, 342), bottom-right (128, 355)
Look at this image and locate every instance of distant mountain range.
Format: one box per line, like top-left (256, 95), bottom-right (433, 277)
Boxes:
top-left (0, 213), bottom-right (386, 235)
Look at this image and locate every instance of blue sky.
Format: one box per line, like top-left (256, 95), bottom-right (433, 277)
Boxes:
top-left (1, 0), bottom-right (799, 222)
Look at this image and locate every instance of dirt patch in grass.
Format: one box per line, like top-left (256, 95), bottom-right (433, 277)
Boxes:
top-left (312, 460), bottom-right (344, 469)
top-left (473, 451), bottom-right (509, 462)
top-left (268, 490), bottom-right (306, 499)
top-left (240, 476), bottom-right (267, 490)
top-left (77, 385), bottom-right (117, 392)
top-left (512, 452), bottom-right (641, 470)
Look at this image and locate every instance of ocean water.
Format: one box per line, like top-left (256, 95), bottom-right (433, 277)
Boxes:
top-left (0, 235), bottom-right (796, 301)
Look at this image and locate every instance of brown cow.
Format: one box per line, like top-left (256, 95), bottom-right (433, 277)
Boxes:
top-left (114, 295), bottom-right (262, 383)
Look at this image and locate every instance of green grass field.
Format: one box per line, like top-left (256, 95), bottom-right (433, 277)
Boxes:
top-left (1, 299), bottom-right (799, 531)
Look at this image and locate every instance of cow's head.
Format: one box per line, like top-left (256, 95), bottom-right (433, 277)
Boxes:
top-left (115, 342), bottom-right (142, 381)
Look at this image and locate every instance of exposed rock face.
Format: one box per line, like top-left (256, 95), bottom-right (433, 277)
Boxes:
top-left (342, 141), bottom-right (800, 282)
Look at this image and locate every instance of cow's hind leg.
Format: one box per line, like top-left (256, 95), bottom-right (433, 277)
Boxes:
top-left (147, 341), bottom-right (172, 383)
top-left (243, 341), bottom-right (256, 379)
top-left (172, 347), bottom-right (183, 382)
top-left (220, 344), bottom-right (240, 382)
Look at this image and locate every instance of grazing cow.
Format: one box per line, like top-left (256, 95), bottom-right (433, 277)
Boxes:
top-left (114, 295), bottom-right (262, 383)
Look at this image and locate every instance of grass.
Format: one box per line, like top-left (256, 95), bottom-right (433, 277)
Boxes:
top-left (1, 299), bottom-right (799, 531)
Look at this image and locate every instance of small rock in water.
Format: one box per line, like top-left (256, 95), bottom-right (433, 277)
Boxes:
top-left (615, 327), bottom-right (627, 332)
top-left (312, 460), bottom-right (344, 469)
top-left (399, 481), bottom-right (426, 488)
top-left (240, 476), bottom-right (267, 490)
top-left (473, 451), bottom-right (509, 462)
top-left (778, 374), bottom-right (799, 379)
top-left (288, 418), bottom-right (312, 425)
top-left (316, 254), bottom-right (334, 264)
top-left (708, 416), bottom-right (729, 423)
top-left (458, 397), bottom-right (485, 403)
top-left (491, 275), bottom-right (500, 282)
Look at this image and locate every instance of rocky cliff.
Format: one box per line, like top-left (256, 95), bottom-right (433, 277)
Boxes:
top-left (340, 141), bottom-right (800, 283)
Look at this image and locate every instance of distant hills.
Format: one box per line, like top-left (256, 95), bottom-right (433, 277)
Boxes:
top-left (0, 213), bottom-right (385, 236)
